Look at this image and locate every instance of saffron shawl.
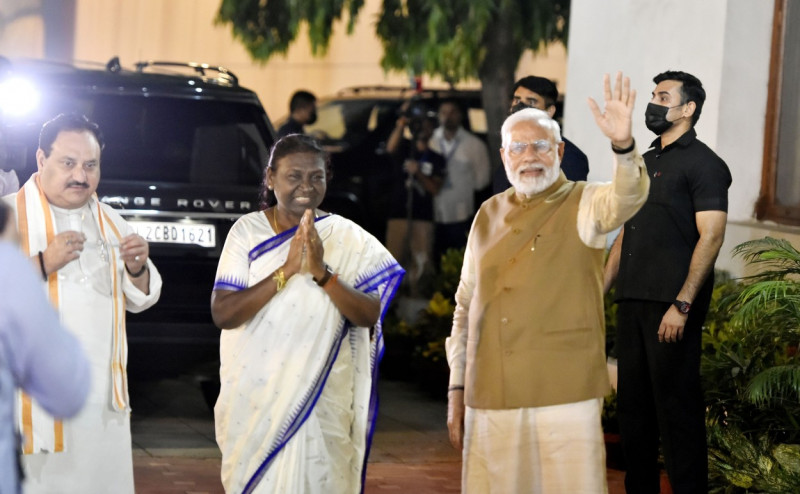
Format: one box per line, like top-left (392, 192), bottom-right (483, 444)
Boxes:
top-left (213, 212), bottom-right (403, 493)
top-left (7, 174), bottom-right (161, 453)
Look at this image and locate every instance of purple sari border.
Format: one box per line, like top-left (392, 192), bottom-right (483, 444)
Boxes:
top-left (359, 264), bottom-right (403, 493)
top-left (212, 275), bottom-right (247, 292)
top-left (242, 318), bottom-right (349, 494)
top-left (248, 214), bottom-right (333, 264)
top-left (242, 253), bottom-right (404, 494)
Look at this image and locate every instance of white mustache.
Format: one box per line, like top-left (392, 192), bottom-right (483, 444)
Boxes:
top-left (517, 163), bottom-right (546, 174)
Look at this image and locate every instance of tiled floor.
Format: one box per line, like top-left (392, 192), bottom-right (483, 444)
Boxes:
top-left (130, 377), bottom-right (628, 493)
top-left (133, 457), bottom-right (224, 494)
top-left (133, 457), bottom-right (626, 494)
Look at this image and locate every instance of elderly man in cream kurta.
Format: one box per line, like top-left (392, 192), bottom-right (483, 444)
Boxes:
top-left (446, 73), bottom-right (649, 494)
top-left (3, 114), bottom-right (161, 494)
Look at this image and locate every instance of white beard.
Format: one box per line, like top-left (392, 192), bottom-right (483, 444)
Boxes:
top-left (505, 158), bottom-right (561, 196)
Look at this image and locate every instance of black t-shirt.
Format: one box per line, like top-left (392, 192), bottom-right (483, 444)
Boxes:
top-left (615, 129), bottom-right (732, 304)
top-left (387, 140), bottom-right (446, 221)
top-left (277, 118), bottom-right (304, 138)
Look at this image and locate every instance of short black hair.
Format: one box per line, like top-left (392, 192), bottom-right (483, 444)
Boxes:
top-left (512, 76), bottom-right (559, 108)
top-left (259, 134), bottom-right (331, 209)
top-left (653, 71), bottom-right (705, 126)
top-left (289, 90), bottom-right (317, 113)
top-left (39, 113), bottom-right (105, 157)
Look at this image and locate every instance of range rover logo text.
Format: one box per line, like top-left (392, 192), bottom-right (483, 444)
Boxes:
top-left (100, 196), bottom-right (252, 211)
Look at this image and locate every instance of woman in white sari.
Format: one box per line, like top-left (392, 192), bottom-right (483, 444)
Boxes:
top-left (211, 135), bottom-right (403, 494)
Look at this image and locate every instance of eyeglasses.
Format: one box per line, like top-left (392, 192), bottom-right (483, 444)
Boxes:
top-left (506, 140), bottom-right (553, 156)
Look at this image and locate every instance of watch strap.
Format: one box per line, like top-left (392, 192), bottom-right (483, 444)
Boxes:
top-left (315, 264), bottom-right (334, 287)
top-left (673, 299), bottom-right (691, 314)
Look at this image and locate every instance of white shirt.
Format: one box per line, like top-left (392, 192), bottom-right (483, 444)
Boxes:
top-left (429, 127), bottom-right (491, 224)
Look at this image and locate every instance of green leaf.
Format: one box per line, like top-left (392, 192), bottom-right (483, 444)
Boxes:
top-left (746, 365), bottom-right (800, 406)
top-left (773, 443), bottom-right (800, 474)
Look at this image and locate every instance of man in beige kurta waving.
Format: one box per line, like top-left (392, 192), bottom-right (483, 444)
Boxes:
top-left (446, 72), bottom-right (649, 493)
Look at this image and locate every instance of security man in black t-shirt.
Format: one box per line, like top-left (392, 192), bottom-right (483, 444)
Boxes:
top-left (604, 71), bottom-right (732, 494)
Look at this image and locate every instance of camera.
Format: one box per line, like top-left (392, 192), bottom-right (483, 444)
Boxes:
top-left (402, 100), bottom-right (429, 120)
top-left (402, 101), bottom-right (438, 138)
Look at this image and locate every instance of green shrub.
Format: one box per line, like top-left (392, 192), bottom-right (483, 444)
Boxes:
top-left (702, 238), bottom-right (800, 492)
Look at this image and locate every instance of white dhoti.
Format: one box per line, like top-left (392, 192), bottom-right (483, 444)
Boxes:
top-left (463, 398), bottom-right (607, 494)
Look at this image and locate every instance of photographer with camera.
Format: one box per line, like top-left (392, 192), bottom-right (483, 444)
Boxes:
top-left (384, 100), bottom-right (445, 297)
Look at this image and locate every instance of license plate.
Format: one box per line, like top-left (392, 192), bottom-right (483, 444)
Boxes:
top-left (128, 220), bottom-right (216, 247)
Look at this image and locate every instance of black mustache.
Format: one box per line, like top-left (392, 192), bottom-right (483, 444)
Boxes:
top-left (66, 181), bottom-right (90, 188)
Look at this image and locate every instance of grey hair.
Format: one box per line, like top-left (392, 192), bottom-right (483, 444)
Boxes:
top-left (500, 107), bottom-right (562, 148)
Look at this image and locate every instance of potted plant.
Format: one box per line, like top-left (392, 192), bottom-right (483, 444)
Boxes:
top-left (702, 237), bottom-right (800, 492)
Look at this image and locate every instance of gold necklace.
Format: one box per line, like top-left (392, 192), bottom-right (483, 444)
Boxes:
top-left (272, 206), bottom-right (280, 233)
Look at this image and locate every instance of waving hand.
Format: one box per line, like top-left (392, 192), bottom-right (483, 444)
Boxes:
top-left (587, 71), bottom-right (637, 148)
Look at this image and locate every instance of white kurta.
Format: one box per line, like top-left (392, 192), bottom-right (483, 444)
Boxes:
top-left (23, 256), bottom-right (133, 493)
top-left (4, 186), bottom-right (163, 494)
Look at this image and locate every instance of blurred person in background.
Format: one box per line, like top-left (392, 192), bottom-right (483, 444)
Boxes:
top-left (277, 90), bottom-right (318, 138)
top-left (384, 100), bottom-right (445, 296)
top-left (0, 169), bottom-right (19, 196)
top-left (0, 130), bottom-right (20, 195)
top-left (430, 99), bottom-right (491, 261)
top-left (0, 201), bottom-right (90, 494)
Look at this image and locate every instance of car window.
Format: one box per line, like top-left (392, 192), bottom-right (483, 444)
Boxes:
top-left (308, 101), bottom-right (348, 140)
top-left (307, 100), bottom-right (373, 141)
top-left (93, 96), bottom-right (269, 186)
top-left (4, 94), bottom-right (271, 187)
top-left (307, 99), bottom-right (399, 145)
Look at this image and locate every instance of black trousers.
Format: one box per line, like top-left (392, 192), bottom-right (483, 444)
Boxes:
top-left (616, 299), bottom-right (709, 494)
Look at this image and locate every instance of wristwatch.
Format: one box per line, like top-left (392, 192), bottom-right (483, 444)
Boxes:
top-left (314, 263), bottom-right (334, 287)
top-left (673, 299), bottom-right (691, 315)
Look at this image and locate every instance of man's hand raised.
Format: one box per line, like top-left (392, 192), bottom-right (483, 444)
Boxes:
top-left (587, 71), bottom-right (636, 149)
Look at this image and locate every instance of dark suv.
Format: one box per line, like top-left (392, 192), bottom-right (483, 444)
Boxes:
top-left (300, 86), bottom-right (488, 242)
top-left (0, 57), bottom-right (279, 377)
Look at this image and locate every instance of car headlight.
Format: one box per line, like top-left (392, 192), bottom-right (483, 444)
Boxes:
top-left (0, 77), bottom-right (40, 117)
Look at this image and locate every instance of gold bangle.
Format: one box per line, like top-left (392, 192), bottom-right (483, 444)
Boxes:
top-left (272, 269), bottom-right (286, 292)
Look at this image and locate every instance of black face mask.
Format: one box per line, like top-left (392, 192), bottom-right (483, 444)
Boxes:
top-left (509, 101), bottom-right (534, 115)
top-left (306, 110), bottom-right (318, 126)
top-left (644, 102), bottom-right (683, 135)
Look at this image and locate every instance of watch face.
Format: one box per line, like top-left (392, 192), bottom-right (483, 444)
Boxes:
top-left (675, 301), bottom-right (691, 314)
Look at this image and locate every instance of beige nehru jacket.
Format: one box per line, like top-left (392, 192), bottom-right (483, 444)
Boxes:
top-left (446, 148), bottom-right (648, 409)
